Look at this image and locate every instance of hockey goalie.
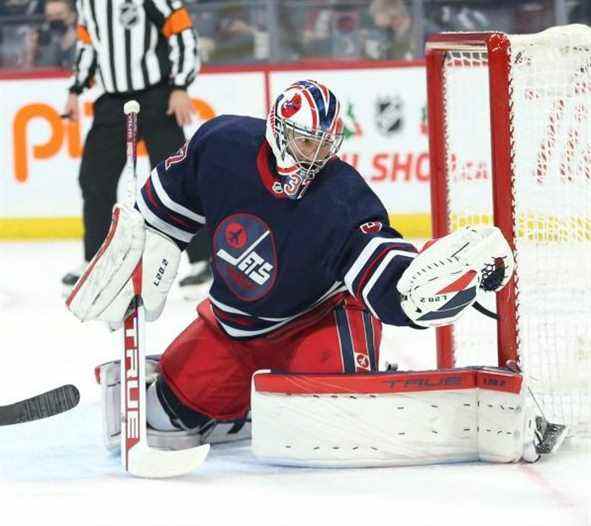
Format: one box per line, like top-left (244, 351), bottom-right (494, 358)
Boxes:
top-left (67, 79), bottom-right (566, 470)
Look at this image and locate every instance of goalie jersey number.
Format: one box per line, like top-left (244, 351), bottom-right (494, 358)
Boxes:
top-left (213, 213), bottom-right (277, 301)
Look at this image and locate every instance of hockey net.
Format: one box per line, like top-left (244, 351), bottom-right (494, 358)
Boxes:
top-left (426, 25), bottom-right (591, 436)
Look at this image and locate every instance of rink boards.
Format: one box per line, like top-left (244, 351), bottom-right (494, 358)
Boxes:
top-left (0, 61), bottom-right (431, 240)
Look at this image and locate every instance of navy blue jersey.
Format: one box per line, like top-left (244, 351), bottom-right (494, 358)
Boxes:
top-left (137, 115), bottom-right (417, 338)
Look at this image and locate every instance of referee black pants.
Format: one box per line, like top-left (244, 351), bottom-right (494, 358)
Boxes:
top-left (78, 83), bottom-right (209, 264)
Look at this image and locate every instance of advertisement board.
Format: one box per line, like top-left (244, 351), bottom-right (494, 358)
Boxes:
top-left (270, 65), bottom-right (430, 235)
top-left (0, 63), bottom-right (431, 239)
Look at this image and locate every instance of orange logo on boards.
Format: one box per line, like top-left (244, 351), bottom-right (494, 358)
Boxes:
top-left (12, 98), bottom-right (216, 183)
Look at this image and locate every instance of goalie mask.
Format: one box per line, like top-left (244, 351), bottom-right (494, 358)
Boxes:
top-left (266, 80), bottom-right (344, 199)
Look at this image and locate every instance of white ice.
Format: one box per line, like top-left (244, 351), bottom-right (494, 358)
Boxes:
top-left (0, 241), bottom-right (589, 526)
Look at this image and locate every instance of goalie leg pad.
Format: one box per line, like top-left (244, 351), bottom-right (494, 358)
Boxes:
top-left (96, 360), bottom-right (250, 451)
top-left (97, 357), bottom-right (161, 450)
top-left (251, 368), bottom-right (546, 467)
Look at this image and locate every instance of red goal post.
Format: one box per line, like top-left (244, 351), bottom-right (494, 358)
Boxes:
top-left (426, 31), bottom-right (517, 371)
top-left (425, 26), bottom-right (591, 436)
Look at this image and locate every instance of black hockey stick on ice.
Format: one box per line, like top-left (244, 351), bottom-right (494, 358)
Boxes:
top-left (0, 384), bottom-right (80, 426)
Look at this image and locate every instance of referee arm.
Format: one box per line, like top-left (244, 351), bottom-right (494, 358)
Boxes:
top-left (65, 0), bottom-right (97, 121)
top-left (145, 0), bottom-right (201, 126)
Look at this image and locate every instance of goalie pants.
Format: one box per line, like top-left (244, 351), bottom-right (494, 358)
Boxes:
top-left (160, 293), bottom-right (382, 421)
top-left (78, 82), bottom-right (209, 265)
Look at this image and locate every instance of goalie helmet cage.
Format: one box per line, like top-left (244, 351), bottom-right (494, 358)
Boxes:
top-left (426, 25), bottom-right (591, 436)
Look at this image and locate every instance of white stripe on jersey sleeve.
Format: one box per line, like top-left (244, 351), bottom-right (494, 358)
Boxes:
top-left (151, 168), bottom-right (206, 224)
top-left (72, 0), bottom-right (95, 91)
top-left (136, 192), bottom-right (194, 243)
top-left (145, 25), bottom-right (161, 85)
top-left (175, 29), bottom-right (199, 87)
top-left (130, 10), bottom-right (147, 91)
top-left (150, 0), bottom-right (173, 17)
top-left (93, 0), bottom-right (114, 92)
top-left (71, 44), bottom-right (96, 91)
top-left (112, 1), bottom-right (128, 92)
top-left (360, 250), bottom-right (399, 319)
top-left (168, 32), bottom-right (181, 80)
top-left (344, 237), bottom-right (411, 294)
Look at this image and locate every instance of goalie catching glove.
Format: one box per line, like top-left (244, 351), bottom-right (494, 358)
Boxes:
top-left (397, 226), bottom-right (515, 328)
top-left (66, 205), bottom-right (181, 323)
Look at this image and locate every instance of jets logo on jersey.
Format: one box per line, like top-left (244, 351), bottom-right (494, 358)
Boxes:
top-left (213, 214), bottom-right (277, 301)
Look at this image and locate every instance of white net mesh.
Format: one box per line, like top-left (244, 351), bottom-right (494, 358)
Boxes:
top-left (439, 25), bottom-right (591, 435)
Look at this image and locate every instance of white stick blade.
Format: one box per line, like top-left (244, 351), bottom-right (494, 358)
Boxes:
top-left (128, 443), bottom-right (210, 479)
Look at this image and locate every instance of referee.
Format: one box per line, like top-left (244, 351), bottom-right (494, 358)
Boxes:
top-left (62, 0), bottom-right (211, 295)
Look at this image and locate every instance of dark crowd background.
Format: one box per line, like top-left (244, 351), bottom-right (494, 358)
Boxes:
top-left (0, 0), bottom-right (589, 70)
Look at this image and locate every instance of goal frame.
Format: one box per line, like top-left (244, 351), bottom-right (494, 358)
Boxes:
top-left (425, 32), bottom-right (518, 370)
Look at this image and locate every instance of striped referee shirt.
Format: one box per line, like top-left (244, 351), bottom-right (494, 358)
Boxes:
top-left (70, 0), bottom-right (199, 94)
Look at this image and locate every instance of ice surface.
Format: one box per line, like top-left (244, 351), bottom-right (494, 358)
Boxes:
top-left (0, 241), bottom-right (589, 526)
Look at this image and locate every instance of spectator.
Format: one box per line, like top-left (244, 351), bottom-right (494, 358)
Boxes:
top-left (512, 1), bottom-right (554, 34)
top-left (0, 0), bottom-right (43, 16)
top-left (300, 1), bottom-right (363, 60)
top-left (362, 0), bottom-right (414, 61)
top-left (425, 4), bottom-right (490, 35)
top-left (569, 1), bottom-right (591, 24)
top-left (194, 1), bottom-right (266, 64)
top-left (33, 0), bottom-right (77, 68)
top-left (331, 8), bottom-right (363, 59)
top-left (0, 0), bottom-right (44, 68)
top-left (301, 3), bottom-right (334, 58)
top-left (275, 0), bottom-right (308, 61)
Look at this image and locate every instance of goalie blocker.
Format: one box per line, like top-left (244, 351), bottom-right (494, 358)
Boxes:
top-left (251, 368), bottom-right (567, 467)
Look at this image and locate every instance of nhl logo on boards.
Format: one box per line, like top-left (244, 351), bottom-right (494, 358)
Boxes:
top-left (213, 214), bottom-right (277, 301)
top-left (375, 95), bottom-right (404, 136)
top-left (119, 3), bottom-right (140, 29)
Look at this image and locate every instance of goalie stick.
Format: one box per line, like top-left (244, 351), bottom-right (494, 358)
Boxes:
top-left (120, 101), bottom-right (209, 478)
top-left (0, 384), bottom-right (80, 426)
